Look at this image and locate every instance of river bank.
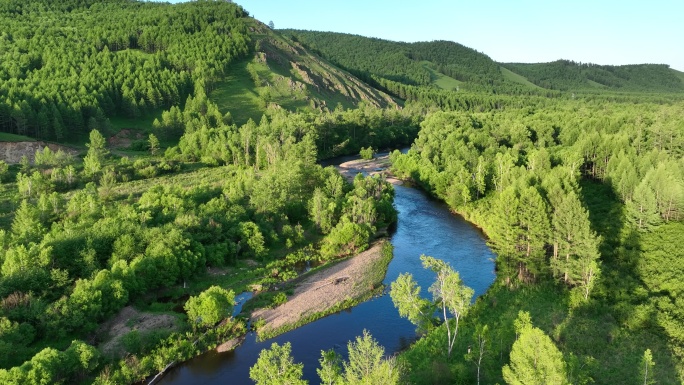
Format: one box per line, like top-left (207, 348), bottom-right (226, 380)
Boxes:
top-left (251, 240), bottom-right (393, 339)
top-left (157, 176), bottom-right (495, 385)
top-left (336, 153), bottom-right (403, 185)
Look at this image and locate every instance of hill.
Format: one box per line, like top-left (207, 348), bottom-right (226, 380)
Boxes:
top-left (211, 21), bottom-right (397, 126)
top-left (281, 30), bottom-right (684, 95)
top-left (282, 29), bottom-right (519, 92)
top-left (503, 60), bottom-right (684, 92)
top-left (0, 0), bottom-right (396, 143)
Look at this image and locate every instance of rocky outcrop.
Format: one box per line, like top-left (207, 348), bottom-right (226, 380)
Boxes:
top-left (0, 141), bottom-right (78, 164)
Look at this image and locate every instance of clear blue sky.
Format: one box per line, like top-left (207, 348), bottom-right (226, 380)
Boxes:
top-left (163, 0), bottom-right (684, 71)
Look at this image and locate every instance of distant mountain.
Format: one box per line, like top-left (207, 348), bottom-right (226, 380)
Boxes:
top-left (503, 60), bottom-right (684, 92)
top-left (281, 30), bottom-right (684, 94)
top-left (281, 30), bottom-right (513, 92)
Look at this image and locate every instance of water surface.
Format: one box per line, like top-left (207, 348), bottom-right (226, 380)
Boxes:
top-left (159, 184), bottom-right (496, 384)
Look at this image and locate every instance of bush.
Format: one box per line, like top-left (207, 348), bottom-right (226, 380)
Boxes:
top-left (359, 146), bottom-right (374, 160)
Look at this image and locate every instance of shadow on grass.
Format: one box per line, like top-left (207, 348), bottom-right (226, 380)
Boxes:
top-left (575, 180), bottom-right (680, 384)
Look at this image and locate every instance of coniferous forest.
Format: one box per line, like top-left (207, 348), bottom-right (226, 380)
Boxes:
top-left (1, 1), bottom-right (683, 384)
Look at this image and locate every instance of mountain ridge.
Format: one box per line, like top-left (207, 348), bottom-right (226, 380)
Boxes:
top-left (282, 29), bottom-right (684, 94)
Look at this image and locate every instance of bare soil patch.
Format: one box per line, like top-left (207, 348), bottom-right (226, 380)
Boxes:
top-left (98, 306), bottom-right (177, 357)
top-left (251, 242), bottom-right (385, 334)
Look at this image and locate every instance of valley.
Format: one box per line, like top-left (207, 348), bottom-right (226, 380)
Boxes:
top-left (0, 1), bottom-right (682, 384)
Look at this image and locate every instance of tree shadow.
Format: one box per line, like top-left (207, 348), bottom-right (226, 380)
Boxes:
top-left (561, 180), bottom-right (682, 383)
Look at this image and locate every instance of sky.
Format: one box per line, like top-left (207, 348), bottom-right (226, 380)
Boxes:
top-left (163, 0), bottom-right (684, 71)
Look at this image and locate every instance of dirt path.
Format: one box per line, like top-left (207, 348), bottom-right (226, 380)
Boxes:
top-left (252, 242), bottom-right (387, 335)
top-left (337, 153), bottom-right (403, 185)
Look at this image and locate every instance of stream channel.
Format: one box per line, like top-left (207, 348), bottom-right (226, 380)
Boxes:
top-left (159, 158), bottom-right (496, 384)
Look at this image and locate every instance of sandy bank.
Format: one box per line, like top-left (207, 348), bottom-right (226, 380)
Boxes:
top-left (251, 241), bottom-right (388, 336)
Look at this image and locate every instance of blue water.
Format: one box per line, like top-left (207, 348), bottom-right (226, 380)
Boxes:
top-left (158, 184), bottom-right (496, 385)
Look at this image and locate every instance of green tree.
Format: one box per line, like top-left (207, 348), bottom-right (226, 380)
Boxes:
top-left (502, 311), bottom-right (568, 385)
top-left (422, 255), bottom-right (474, 359)
top-left (11, 200), bottom-right (44, 244)
top-left (627, 180), bottom-right (661, 231)
top-left (317, 349), bottom-right (342, 385)
top-left (83, 129), bottom-right (108, 177)
top-left (149, 133), bottom-right (160, 155)
top-left (184, 286), bottom-right (235, 330)
top-left (465, 324), bottom-right (488, 385)
top-left (250, 342), bottom-right (307, 385)
top-left (342, 330), bottom-right (402, 384)
top-left (389, 273), bottom-right (434, 333)
top-left (320, 218), bottom-right (372, 259)
top-left (359, 146), bottom-right (374, 160)
top-left (640, 349), bottom-right (655, 385)
top-left (98, 167), bottom-right (117, 201)
top-left (309, 188), bottom-right (336, 234)
top-left (551, 191), bottom-right (601, 300)
top-left (390, 256), bottom-right (473, 359)
top-left (0, 160), bottom-right (8, 182)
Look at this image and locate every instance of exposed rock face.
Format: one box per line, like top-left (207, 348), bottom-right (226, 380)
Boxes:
top-left (0, 141), bottom-right (78, 164)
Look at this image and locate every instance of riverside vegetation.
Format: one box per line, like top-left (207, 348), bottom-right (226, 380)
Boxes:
top-left (1, 1), bottom-right (684, 384)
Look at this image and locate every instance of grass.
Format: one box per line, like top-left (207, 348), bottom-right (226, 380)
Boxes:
top-left (500, 66), bottom-right (542, 89)
top-left (587, 79), bottom-right (608, 89)
top-left (0, 133), bottom-right (36, 142)
top-left (109, 110), bottom-right (162, 133)
top-left (421, 61), bottom-right (463, 90)
top-left (210, 57), bottom-right (266, 126)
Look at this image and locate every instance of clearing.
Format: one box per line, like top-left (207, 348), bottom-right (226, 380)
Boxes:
top-left (98, 306), bottom-right (178, 358)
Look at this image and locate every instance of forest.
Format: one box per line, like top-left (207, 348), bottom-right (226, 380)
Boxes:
top-left (1, 0), bottom-right (683, 384)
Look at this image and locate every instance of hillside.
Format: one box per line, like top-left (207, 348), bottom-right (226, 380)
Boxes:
top-left (503, 60), bottom-right (684, 92)
top-left (282, 29), bottom-right (519, 92)
top-left (211, 21), bottom-right (397, 126)
top-left (0, 1), bottom-right (396, 143)
top-left (282, 30), bottom-right (684, 95)
top-left (1, 2), bottom-right (684, 385)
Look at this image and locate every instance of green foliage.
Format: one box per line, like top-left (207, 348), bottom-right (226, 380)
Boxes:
top-left (184, 286), bottom-right (235, 330)
top-left (390, 273), bottom-right (434, 333)
top-left (391, 256), bottom-right (474, 359)
top-left (504, 61), bottom-right (684, 92)
top-left (640, 349), bottom-right (655, 385)
top-left (342, 330), bottom-right (403, 384)
top-left (502, 311), bottom-right (568, 385)
top-left (148, 133), bottom-right (160, 156)
top-left (320, 218), bottom-right (372, 260)
top-left (0, 0), bottom-right (249, 141)
top-left (249, 342), bottom-right (307, 385)
top-left (359, 147), bottom-right (374, 160)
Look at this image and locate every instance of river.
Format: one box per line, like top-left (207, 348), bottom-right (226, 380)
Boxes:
top-left (158, 176), bottom-right (496, 384)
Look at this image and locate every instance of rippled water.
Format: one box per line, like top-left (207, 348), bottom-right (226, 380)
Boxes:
top-left (158, 184), bottom-right (496, 385)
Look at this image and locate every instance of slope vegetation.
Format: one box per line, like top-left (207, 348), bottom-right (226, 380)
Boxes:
top-left (282, 30), bottom-right (517, 92)
top-left (211, 21), bottom-right (397, 125)
top-left (503, 60), bottom-right (684, 92)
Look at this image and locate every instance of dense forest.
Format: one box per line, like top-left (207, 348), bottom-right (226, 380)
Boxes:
top-left (1, 0), bottom-right (684, 384)
top-left (0, 0), bottom-right (249, 140)
top-left (504, 60), bottom-right (684, 92)
top-left (389, 100), bottom-right (684, 383)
